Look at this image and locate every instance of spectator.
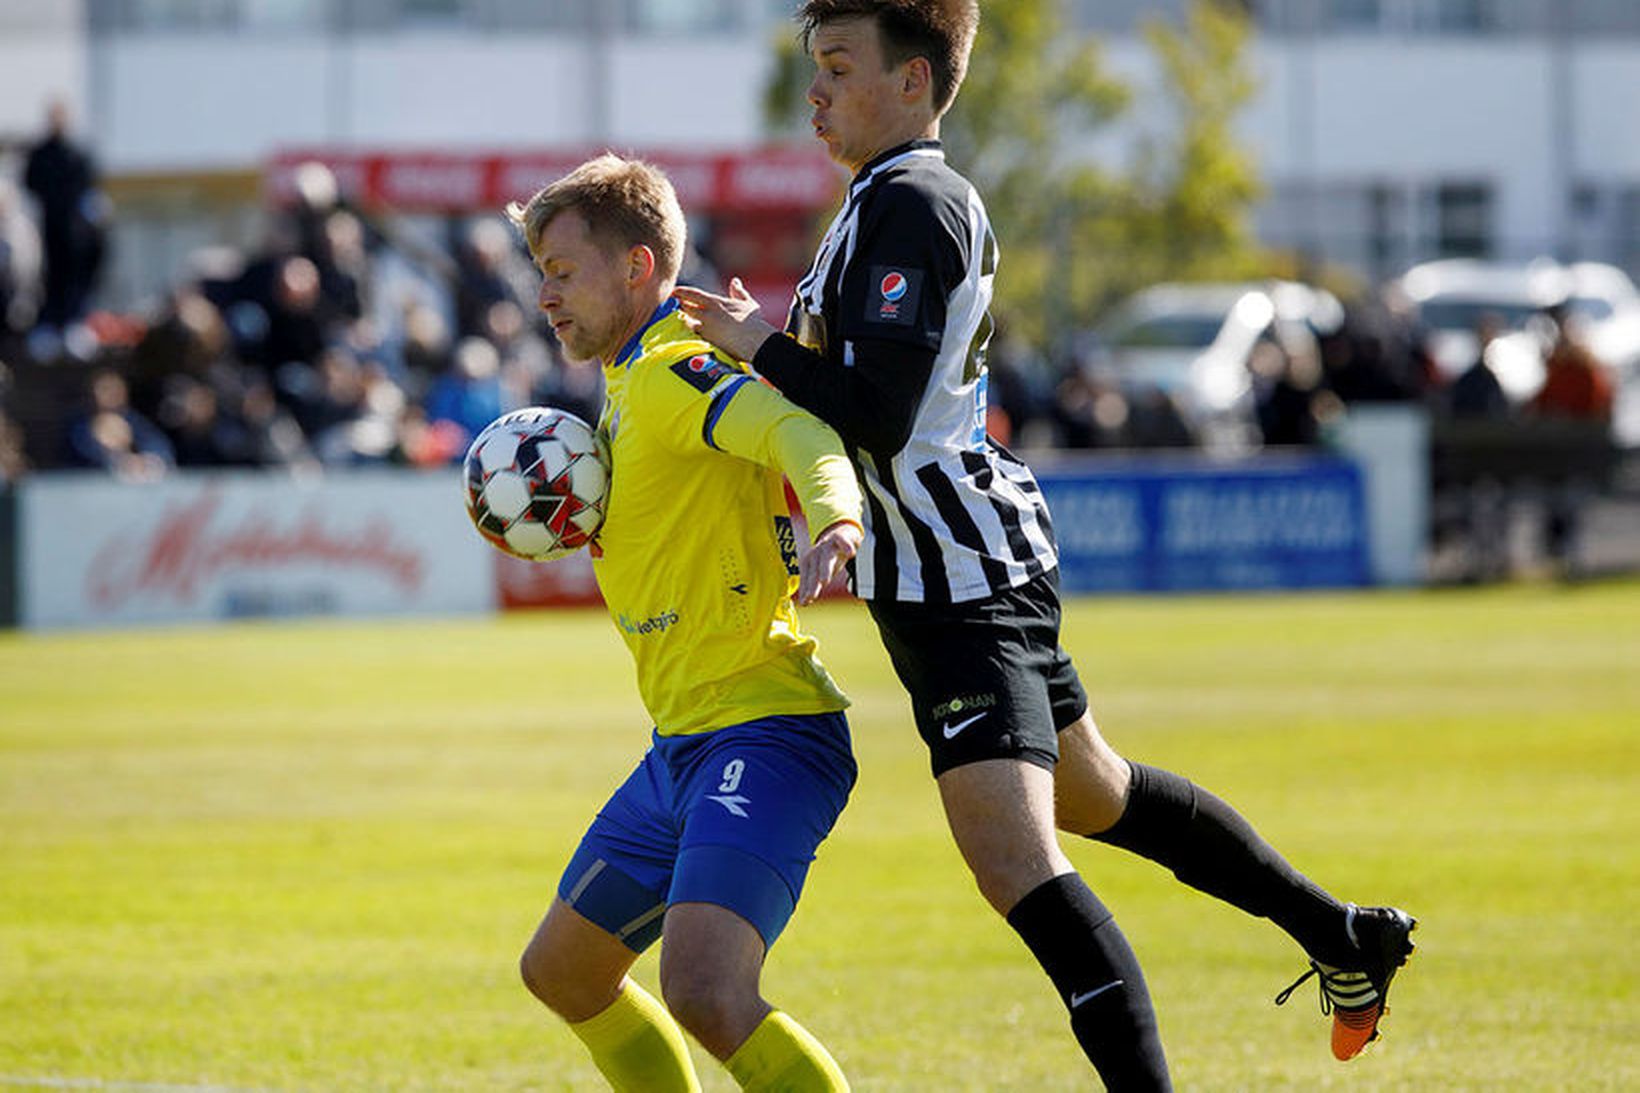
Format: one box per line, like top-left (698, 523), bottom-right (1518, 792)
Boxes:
top-left (1445, 313), bottom-right (1511, 421)
top-left (0, 177), bottom-right (42, 337)
top-left (235, 378), bottom-right (317, 470)
top-left (453, 219), bottom-right (524, 339)
top-left (1252, 338), bottom-right (1339, 447)
top-left (128, 287), bottom-right (235, 420)
top-left (1531, 307), bottom-right (1615, 423)
top-left (64, 368), bottom-right (173, 477)
top-left (1528, 307), bottom-right (1615, 574)
top-left (260, 256), bottom-right (329, 372)
top-left (160, 377), bottom-right (234, 467)
top-left (1433, 313), bottom-right (1515, 583)
top-left (425, 335), bottom-right (509, 456)
top-left (23, 100), bottom-right (108, 330)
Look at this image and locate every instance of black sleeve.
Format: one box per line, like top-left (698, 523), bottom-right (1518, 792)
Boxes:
top-left (753, 333), bottom-right (935, 457)
top-left (838, 178), bottom-right (968, 351)
top-left (753, 178), bottom-right (965, 456)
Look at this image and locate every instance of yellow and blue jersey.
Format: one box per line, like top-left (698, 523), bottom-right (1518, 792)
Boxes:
top-left (593, 299), bottom-right (861, 737)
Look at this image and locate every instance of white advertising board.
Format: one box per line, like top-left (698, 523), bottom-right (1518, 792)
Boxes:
top-left (19, 469), bottom-right (495, 629)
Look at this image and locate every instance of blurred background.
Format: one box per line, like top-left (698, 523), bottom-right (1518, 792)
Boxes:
top-left (2, 0), bottom-right (1639, 629)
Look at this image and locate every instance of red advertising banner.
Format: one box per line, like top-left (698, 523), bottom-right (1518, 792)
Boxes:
top-left (267, 147), bottom-right (843, 214)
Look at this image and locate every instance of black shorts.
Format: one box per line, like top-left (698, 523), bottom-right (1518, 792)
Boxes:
top-left (867, 568), bottom-right (1089, 777)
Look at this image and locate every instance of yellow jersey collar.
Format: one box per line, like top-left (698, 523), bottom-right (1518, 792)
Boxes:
top-left (614, 298), bottom-right (682, 370)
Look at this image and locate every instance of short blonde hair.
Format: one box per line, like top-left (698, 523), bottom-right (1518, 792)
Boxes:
top-left (506, 154), bottom-right (687, 282)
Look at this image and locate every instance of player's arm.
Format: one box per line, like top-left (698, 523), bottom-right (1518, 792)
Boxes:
top-left (749, 334), bottom-right (934, 457)
top-left (678, 183), bottom-right (958, 457)
top-left (703, 374), bottom-right (864, 603)
top-left (704, 375), bottom-right (863, 544)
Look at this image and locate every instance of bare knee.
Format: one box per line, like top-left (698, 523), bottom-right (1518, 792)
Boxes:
top-left (659, 962), bottom-right (766, 1059)
top-left (518, 917), bottom-right (627, 1023)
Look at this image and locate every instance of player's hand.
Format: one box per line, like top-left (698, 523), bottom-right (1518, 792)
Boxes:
top-left (673, 278), bottom-right (779, 363)
top-left (797, 519), bottom-right (862, 606)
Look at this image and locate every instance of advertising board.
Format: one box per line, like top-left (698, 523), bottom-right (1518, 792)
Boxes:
top-left (18, 470), bottom-right (494, 629)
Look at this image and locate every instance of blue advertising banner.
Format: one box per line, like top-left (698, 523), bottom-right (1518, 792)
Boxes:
top-left (1033, 454), bottom-right (1370, 593)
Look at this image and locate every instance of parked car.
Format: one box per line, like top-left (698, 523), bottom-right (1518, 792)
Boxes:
top-left (1391, 259), bottom-right (1559, 402)
top-left (1078, 280), bottom-right (1344, 452)
top-left (1392, 258), bottom-right (1640, 405)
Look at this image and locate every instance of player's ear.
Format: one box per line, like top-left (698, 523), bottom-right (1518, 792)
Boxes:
top-left (902, 56), bottom-right (931, 101)
top-left (626, 245), bottom-right (657, 287)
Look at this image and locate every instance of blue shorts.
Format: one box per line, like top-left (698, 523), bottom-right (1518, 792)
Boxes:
top-left (557, 711), bottom-right (855, 952)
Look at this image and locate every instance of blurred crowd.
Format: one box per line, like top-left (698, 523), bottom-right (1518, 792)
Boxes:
top-left (0, 109), bottom-right (1624, 499)
top-left (0, 114), bottom-right (609, 488)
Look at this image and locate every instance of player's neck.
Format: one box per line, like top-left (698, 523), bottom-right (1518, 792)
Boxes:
top-left (603, 290), bottom-right (674, 366)
top-left (848, 116), bottom-right (940, 175)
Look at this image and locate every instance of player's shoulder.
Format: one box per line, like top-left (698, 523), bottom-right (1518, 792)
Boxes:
top-left (872, 151), bottom-right (976, 211)
top-left (628, 320), bottom-right (746, 400)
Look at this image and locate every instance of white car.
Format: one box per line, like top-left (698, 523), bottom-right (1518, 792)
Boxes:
top-left (1081, 281), bottom-right (1344, 452)
top-left (1392, 258), bottom-right (1640, 404)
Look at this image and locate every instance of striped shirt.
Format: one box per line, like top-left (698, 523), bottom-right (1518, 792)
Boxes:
top-left (753, 139), bottom-right (1058, 604)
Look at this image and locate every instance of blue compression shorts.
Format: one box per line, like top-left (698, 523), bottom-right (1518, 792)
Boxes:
top-left (556, 711), bottom-right (855, 952)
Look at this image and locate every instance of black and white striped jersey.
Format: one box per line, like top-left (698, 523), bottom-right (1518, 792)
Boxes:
top-left (752, 139), bottom-right (1058, 605)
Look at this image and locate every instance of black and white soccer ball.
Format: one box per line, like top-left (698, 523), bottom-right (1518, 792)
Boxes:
top-left (462, 407), bottom-right (610, 561)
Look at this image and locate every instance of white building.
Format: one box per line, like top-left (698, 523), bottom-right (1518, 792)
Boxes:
top-left (3, 0), bottom-right (1638, 307)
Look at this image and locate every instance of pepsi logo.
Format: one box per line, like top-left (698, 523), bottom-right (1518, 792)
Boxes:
top-left (879, 271), bottom-right (908, 302)
top-left (687, 355), bottom-right (713, 372)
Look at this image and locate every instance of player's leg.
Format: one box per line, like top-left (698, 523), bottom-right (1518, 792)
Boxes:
top-left (938, 756), bottom-right (1171, 1091)
top-left (1053, 675), bottom-right (1416, 1058)
top-left (659, 713), bottom-right (854, 1090)
top-left (521, 754), bottom-right (699, 1091)
top-left (1055, 709), bottom-right (1351, 963)
top-left (521, 898), bottom-right (696, 1092)
top-left (870, 580), bottom-right (1170, 1089)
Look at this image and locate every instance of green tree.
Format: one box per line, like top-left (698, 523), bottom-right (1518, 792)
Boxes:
top-left (1130, 0), bottom-right (1265, 285)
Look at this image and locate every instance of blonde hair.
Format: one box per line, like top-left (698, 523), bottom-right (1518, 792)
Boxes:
top-left (506, 154), bottom-right (687, 282)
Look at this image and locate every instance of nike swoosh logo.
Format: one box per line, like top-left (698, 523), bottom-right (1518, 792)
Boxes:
top-left (1070, 980), bottom-right (1124, 1008)
top-left (942, 712), bottom-right (987, 739)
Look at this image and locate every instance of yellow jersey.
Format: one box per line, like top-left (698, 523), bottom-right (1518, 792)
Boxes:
top-left (593, 300), bottom-right (861, 736)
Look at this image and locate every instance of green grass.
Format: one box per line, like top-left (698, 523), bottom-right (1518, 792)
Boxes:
top-left (2, 582), bottom-right (1637, 1091)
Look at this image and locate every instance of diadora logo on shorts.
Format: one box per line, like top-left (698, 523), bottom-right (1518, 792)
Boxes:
top-left (706, 793), bottom-right (751, 817)
top-left (616, 609), bottom-right (680, 636)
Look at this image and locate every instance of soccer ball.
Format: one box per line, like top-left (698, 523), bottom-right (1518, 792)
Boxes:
top-left (463, 407), bottom-right (610, 561)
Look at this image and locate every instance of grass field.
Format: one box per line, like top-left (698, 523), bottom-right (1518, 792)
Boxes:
top-left (2, 581), bottom-right (1637, 1091)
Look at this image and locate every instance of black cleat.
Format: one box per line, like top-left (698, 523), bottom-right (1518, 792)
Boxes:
top-left (1275, 904), bottom-right (1417, 1060)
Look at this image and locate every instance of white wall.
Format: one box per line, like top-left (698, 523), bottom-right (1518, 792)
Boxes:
top-left (90, 31), bottom-right (772, 172)
top-left (0, 0), bottom-right (86, 142)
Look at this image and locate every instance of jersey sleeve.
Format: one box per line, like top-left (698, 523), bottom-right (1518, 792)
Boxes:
top-left (706, 377), bottom-right (863, 543)
top-left (628, 348), bottom-right (752, 453)
top-left (835, 177), bottom-right (969, 352)
top-left (629, 349), bottom-right (863, 541)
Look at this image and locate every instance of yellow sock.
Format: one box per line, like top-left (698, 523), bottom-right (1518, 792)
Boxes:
top-left (567, 980), bottom-right (701, 1093)
top-left (724, 1010), bottom-right (849, 1092)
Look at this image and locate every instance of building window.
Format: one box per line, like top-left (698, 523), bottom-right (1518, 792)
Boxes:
top-left (628, 0), bottom-right (739, 33)
top-left (1324, 0), bottom-right (1385, 31)
top-left (1434, 182), bottom-right (1493, 258)
top-left (1619, 187), bottom-right (1640, 278)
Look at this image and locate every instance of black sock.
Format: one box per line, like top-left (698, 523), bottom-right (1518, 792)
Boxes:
top-left (1006, 874), bottom-right (1172, 1091)
top-left (1094, 761), bottom-right (1352, 965)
